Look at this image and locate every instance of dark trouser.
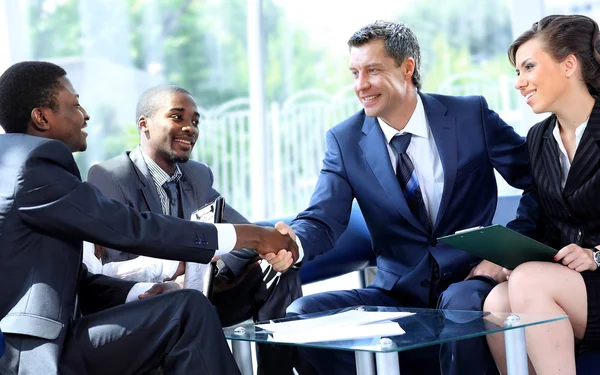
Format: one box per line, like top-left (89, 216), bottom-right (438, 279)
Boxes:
top-left (286, 279), bottom-right (498, 375)
top-left (213, 268), bottom-right (303, 375)
top-left (437, 278), bottom-right (499, 375)
top-left (0, 290), bottom-right (240, 375)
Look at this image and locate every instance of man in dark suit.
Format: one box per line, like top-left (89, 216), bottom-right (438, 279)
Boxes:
top-left (87, 85), bottom-right (302, 374)
top-left (88, 85), bottom-right (302, 324)
top-left (270, 21), bottom-right (537, 375)
top-left (0, 61), bottom-right (298, 375)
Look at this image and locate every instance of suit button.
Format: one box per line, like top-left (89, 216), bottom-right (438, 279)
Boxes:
top-left (577, 230), bottom-right (582, 242)
top-left (421, 280), bottom-right (430, 287)
top-left (430, 239), bottom-right (438, 247)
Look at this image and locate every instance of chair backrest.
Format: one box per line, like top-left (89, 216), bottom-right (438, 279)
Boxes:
top-left (492, 195), bottom-right (521, 226)
top-left (255, 202), bottom-right (372, 285)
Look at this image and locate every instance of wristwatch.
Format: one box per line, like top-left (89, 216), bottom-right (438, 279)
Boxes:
top-left (593, 247), bottom-right (600, 269)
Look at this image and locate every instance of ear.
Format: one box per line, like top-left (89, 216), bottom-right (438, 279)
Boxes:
top-left (563, 54), bottom-right (578, 78)
top-left (402, 57), bottom-right (416, 81)
top-left (138, 116), bottom-right (150, 133)
top-left (30, 108), bottom-right (51, 132)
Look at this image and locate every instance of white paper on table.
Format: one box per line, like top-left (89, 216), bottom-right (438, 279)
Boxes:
top-left (256, 311), bottom-right (414, 334)
top-left (267, 321), bottom-right (405, 343)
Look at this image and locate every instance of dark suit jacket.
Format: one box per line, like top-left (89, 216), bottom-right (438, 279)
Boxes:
top-left (87, 146), bottom-right (256, 277)
top-left (291, 92), bottom-right (536, 307)
top-left (0, 134), bottom-right (220, 374)
top-left (86, 147), bottom-right (302, 328)
top-left (524, 99), bottom-right (600, 248)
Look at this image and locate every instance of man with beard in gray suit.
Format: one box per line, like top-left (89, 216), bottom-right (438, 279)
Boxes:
top-left (88, 85), bottom-right (302, 374)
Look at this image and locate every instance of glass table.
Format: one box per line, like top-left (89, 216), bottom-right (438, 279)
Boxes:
top-left (223, 306), bottom-right (567, 375)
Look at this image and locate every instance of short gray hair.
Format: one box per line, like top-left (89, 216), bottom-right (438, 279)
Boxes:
top-left (348, 20), bottom-right (422, 90)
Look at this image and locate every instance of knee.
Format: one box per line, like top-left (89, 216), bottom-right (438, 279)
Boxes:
top-left (509, 262), bottom-right (549, 295)
top-left (286, 295), bottom-right (316, 316)
top-left (483, 284), bottom-right (510, 312)
top-left (174, 289), bottom-right (213, 312)
top-left (508, 262), bottom-right (552, 308)
top-left (438, 280), bottom-right (494, 311)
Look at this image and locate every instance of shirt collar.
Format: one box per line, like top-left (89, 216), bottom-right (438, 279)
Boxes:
top-left (378, 94), bottom-right (429, 144)
top-left (552, 118), bottom-right (588, 149)
top-left (138, 145), bottom-right (183, 187)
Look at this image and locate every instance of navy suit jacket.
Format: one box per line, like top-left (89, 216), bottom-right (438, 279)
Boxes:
top-left (291, 92), bottom-right (535, 306)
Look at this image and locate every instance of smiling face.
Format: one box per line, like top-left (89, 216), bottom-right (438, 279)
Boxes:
top-left (41, 76), bottom-right (90, 152)
top-left (139, 91), bottom-right (200, 172)
top-left (349, 39), bottom-right (415, 124)
top-left (514, 38), bottom-right (572, 114)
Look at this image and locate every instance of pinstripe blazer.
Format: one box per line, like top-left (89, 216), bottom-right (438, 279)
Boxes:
top-left (527, 99), bottom-right (600, 249)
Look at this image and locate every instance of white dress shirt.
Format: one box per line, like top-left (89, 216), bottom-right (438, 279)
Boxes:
top-left (379, 94), bottom-right (445, 226)
top-left (92, 147), bottom-right (239, 302)
top-left (139, 146), bottom-right (237, 253)
top-left (552, 119), bottom-right (588, 189)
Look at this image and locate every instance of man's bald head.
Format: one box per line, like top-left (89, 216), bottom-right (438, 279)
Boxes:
top-left (136, 85), bottom-right (193, 120)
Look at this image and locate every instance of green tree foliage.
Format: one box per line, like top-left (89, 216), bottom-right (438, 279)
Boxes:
top-left (29, 0), bottom-right (82, 59)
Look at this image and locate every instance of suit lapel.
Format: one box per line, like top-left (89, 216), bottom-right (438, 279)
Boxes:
top-left (421, 93), bottom-right (456, 233)
top-left (179, 166), bottom-right (196, 220)
top-left (359, 114), bottom-right (426, 231)
top-left (128, 146), bottom-right (164, 214)
top-left (540, 117), bottom-right (564, 199)
top-left (563, 99), bottom-right (600, 197)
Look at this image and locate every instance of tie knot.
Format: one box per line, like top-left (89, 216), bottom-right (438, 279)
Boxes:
top-left (162, 180), bottom-right (178, 200)
top-left (390, 133), bottom-right (412, 155)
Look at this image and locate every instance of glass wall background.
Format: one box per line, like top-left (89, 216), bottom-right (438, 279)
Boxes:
top-left (1, 0), bottom-right (587, 220)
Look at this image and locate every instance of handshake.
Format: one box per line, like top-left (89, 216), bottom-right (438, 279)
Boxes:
top-left (233, 222), bottom-right (298, 272)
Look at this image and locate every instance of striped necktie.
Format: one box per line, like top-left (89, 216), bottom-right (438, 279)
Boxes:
top-left (390, 133), bottom-right (431, 232)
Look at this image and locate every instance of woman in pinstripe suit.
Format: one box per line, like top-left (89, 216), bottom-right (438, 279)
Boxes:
top-left (484, 15), bottom-right (600, 375)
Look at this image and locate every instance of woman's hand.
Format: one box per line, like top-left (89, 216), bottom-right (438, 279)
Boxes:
top-left (555, 243), bottom-right (598, 272)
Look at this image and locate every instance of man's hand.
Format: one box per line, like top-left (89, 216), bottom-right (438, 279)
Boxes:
top-left (262, 249), bottom-right (294, 272)
top-left (261, 222), bottom-right (297, 272)
top-left (275, 221), bottom-right (296, 241)
top-left (233, 224), bottom-right (299, 263)
top-left (94, 244), bottom-right (105, 259)
top-left (465, 260), bottom-right (511, 283)
top-left (163, 261), bottom-right (186, 282)
top-left (138, 282), bottom-right (181, 299)
top-left (555, 244), bottom-right (598, 272)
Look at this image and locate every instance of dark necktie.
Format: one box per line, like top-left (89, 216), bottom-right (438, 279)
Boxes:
top-left (162, 180), bottom-right (179, 217)
top-left (390, 133), bottom-right (431, 232)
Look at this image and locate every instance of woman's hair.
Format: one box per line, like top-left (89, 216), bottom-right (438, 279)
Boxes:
top-left (508, 14), bottom-right (600, 96)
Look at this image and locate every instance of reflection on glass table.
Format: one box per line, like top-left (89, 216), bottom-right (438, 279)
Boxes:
top-left (223, 306), bottom-right (567, 375)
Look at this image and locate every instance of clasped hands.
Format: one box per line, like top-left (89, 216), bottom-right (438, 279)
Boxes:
top-left (255, 222), bottom-right (298, 273)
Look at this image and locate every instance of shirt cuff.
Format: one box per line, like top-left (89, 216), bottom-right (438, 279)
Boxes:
top-left (126, 282), bottom-right (156, 302)
top-left (214, 223), bottom-right (235, 256)
top-left (295, 235), bottom-right (304, 264)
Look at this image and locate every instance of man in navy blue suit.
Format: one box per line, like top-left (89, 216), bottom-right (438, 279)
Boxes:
top-left (269, 20), bottom-right (536, 375)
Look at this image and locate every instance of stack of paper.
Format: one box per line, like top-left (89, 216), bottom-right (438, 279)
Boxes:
top-left (256, 310), bottom-right (414, 343)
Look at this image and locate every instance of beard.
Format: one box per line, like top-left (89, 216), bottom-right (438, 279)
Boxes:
top-left (168, 153), bottom-right (190, 164)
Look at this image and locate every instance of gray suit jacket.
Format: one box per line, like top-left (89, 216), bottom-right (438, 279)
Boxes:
top-left (0, 134), bottom-right (220, 374)
top-left (87, 146), bottom-right (256, 277)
